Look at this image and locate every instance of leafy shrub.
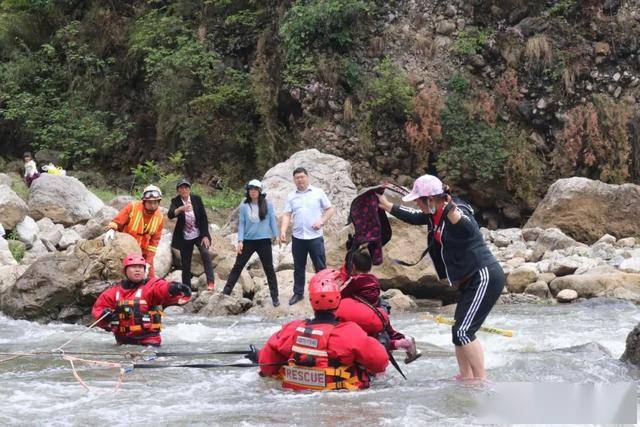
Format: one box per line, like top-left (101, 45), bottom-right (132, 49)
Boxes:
top-left (8, 240), bottom-right (25, 263)
top-left (279, 0), bottom-right (374, 84)
top-left (452, 26), bottom-right (493, 56)
top-left (553, 94), bottom-right (633, 183)
top-left (503, 130), bottom-right (544, 205)
top-left (405, 83), bottom-right (444, 171)
top-left (448, 73), bottom-right (470, 94)
top-left (366, 58), bottom-right (414, 124)
top-left (437, 94), bottom-right (508, 184)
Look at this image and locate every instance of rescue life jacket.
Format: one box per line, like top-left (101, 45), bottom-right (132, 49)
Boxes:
top-left (122, 201), bottom-right (163, 252)
top-left (280, 321), bottom-right (369, 391)
top-left (110, 283), bottom-right (164, 335)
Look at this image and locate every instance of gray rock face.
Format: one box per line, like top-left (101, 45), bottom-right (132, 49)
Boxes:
top-left (0, 173), bottom-right (12, 187)
top-left (525, 177), bottom-right (640, 244)
top-left (28, 174), bottom-right (104, 226)
top-left (550, 273), bottom-right (640, 302)
top-left (0, 237), bottom-right (18, 266)
top-left (0, 185), bottom-right (28, 230)
top-left (531, 228), bottom-right (585, 261)
top-left (81, 206), bottom-right (118, 240)
top-left (622, 322), bottom-right (640, 366)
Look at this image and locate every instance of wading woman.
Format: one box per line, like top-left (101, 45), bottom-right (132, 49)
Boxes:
top-left (223, 179), bottom-right (280, 306)
top-left (377, 174), bottom-right (504, 380)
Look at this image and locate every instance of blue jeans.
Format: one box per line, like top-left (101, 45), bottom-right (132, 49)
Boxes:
top-left (292, 236), bottom-right (326, 296)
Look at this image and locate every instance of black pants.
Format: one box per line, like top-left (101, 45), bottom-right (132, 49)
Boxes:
top-left (224, 239), bottom-right (278, 300)
top-left (292, 236), bottom-right (326, 296)
top-left (452, 262), bottom-right (504, 346)
top-left (180, 237), bottom-right (215, 287)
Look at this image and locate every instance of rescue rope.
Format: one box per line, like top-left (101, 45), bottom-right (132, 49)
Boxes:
top-left (132, 361), bottom-right (287, 369)
top-left (421, 314), bottom-right (514, 337)
top-left (52, 311), bottom-right (111, 353)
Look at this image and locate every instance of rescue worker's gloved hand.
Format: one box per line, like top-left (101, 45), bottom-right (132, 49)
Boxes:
top-left (245, 344), bottom-right (259, 364)
top-left (169, 282), bottom-right (192, 297)
top-left (103, 229), bottom-right (115, 245)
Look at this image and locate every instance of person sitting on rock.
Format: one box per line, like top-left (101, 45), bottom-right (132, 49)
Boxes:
top-left (103, 185), bottom-right (164, 277)
top-left (92, 253), bottom-right (191, 346)
top-left (248, 269), bottom-right (389, 390)
top-left (336, 250), bottom-right (421, 364)
top-left (22, 152), bottom-right (40, 188)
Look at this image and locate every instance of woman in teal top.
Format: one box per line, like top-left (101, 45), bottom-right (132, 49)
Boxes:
top-left (223, 179), bottom-right (280, 306)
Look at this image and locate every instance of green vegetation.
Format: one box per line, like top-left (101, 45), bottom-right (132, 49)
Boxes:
top-left (549, 0), bottom-right (576, 17)
top-left (452, 26), bottom-right (493, 56)
top-left (279, 0), bottom-right (375, 84)
top-left (448, 73), bottom-right (470, 94)
top-left (8, 239), bottom-right (25, 262)
top-left (365, 58), bottom-right (414, 124)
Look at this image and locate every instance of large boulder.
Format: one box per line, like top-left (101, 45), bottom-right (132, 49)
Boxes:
top-left (530, 228), bottom-right (585, 261)
top-left (0, 185), bottom-right (28, 230)
top-left (506, 264), bottom-right (538, 293)
top-left (0, 253), bottom-right (89, 321)
top-left (81, 205), bottom-right (118, 240)
top-left (0, 237), bottom-right (18, 266)
top-left (224, 149), bottom-right (357, 237)
top-left (0, 264), bottom-right (28, 295)
top-left (621, 323), bottom-right (640, 366)
top-left (525, 178), bottom-right (640, 244)
top-left (549, 273), bottom-right (640, 302)
top-left (154, 231), bottom-right (173, 279)
top-left (73, 233), bottom-right (141, 281)
top-left (15, 216), bottom-right (39, 248)
top-left (0, 173), bottom-right (12, 187)
top-left (247, 269), bottom-right (313, 318)
top-left (172, 234), bottom-right (236, 278)
top-left (28, 174), bottom-right (104, 226)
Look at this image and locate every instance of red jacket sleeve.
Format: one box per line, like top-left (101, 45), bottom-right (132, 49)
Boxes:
top-left (258, 320), bottom-right (304, 376)
top-left (145, 279), bottom-right (181, 307)
top-left (92, 287), bottom-right (116, 329)
top-left (329, 322), bottom-right (389, 374)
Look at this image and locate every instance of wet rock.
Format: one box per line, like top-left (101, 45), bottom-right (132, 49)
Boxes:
top-left (525, 178), bottom-right (640, 243)
top-left (0, 185), bottom-right (28, 230)
top-left (497, 293), bottom-right (541, 304)
top-left (557, 289), bottom-right (578, 303)
top-left (621, 322), bottom-right (640, 366)
top-left (28, 174), bottom-right (104, 226)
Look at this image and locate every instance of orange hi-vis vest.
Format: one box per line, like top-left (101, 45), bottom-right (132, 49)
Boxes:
top-left (110, 285), bottom-right (164, 335)
top-left (109, 201), bottom-right (163, 254)
top-left (280, 322), bottom-right (369, 391)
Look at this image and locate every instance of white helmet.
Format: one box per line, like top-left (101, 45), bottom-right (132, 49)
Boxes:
top-left (245, 179), bottom-right (263, 191)
top-left (142, 184), bottom-right (162, 201)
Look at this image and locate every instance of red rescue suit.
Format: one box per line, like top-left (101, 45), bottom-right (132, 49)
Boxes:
top-left (335, 298), bottom-right (389, 335)
top-left (92, 278), bottom-right (181, 346)
top-left (258, 316), bottom-right (388, 391)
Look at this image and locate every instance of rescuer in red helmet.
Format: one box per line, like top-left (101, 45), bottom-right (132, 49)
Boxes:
top-left (92, 252), bottom-right (192, 346)
top-left (249, 268), bottom-right (389, 390)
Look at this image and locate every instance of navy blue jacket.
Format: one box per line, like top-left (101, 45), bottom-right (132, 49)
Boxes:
top-left (390, 198), bottom-right (496, 284)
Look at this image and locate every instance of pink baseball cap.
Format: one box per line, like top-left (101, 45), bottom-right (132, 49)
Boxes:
top-left (402, 175), bottom-right (445, 201)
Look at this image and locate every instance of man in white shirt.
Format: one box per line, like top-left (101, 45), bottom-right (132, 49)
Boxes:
top-left (280, 167), bottom-right (335, 305)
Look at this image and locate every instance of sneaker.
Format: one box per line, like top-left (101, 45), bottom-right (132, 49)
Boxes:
top-left (288, 294), bottom-right (303, 305)
top-left (207, 281), bottom-right (215, 291)
top-left (404, 336), bottom-right (422, 364)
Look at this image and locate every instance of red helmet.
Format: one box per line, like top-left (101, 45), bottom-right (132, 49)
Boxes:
top-left (123, 253), bottom-right (146, 271)
top-left (308, 269), bottom-right (342, 311)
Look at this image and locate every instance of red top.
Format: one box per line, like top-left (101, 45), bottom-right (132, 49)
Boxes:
top-left (258, 318), bottom-right (389, 377)
top-left (340, 271), bottom-right (381, 306)
top-left (92, 278), bottom-right (181, 346)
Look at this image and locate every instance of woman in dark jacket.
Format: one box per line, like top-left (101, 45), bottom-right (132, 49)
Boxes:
top-left (168, 178), bottom-right (215, 291)
top-left (377, 174), bottom-right (505, 381)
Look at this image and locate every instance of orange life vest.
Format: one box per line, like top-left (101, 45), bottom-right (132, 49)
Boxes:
top-left (121, 201), bottom-right (163, 252)
top-left (280, 322), bottom-right (369, 391)
top-left (110, 285), bottom-right (164, 334)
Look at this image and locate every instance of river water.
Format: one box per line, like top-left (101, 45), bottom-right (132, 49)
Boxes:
top-left (1, 298), bottom-right (639, 426)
